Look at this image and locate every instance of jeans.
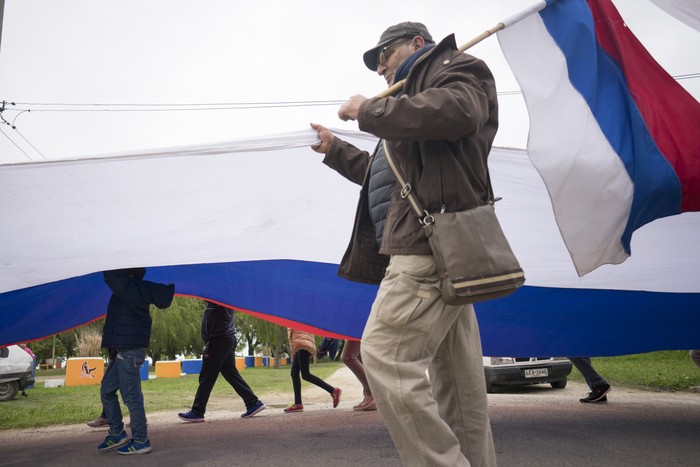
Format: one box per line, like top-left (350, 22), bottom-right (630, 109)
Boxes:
top-left (568, 357), bottom-right (607, 390)
top-left (101, 348), bottom-right (148, 442)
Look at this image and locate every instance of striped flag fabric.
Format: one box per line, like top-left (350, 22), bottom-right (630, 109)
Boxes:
top-left (1, 131), bottom-right (698, 357)
top-left (498, 0), bottom-right (700, 276)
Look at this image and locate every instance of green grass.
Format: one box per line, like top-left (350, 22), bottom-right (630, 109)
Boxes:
top-left (567, 350), bottom-right (700, 391)
top-left (0, 360), bottom-right (342, 430)
top-left (3, 351), bottom-right (699, 431)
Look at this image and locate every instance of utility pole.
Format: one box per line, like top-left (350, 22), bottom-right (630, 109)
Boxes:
top-left (0, 0), bottom-right (5, 53)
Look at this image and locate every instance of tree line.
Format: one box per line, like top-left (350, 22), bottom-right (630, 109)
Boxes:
top-left (27, 297), bottom-right (293, 366)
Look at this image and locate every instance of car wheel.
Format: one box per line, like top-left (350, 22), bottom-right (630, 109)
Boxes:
top-left (0, 381), bottom-right (19, 401)
top-left (551, 376), bottom-right (568, 389)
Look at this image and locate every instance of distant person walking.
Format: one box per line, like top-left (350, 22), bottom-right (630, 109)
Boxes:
top-left (569, 357), bottom-right (612, 403)
top-left (178, 301), bottom-right (265, 423)
top-left (18, 343), bottom-right (34, 396)
top-left (97, 268), bottom-right (174, 455)
top-left (284, 328), bottom-right (341, 413)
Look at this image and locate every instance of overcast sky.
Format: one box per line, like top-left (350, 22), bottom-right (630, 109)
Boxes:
top-left (0, 0), bottom-right (698, 163)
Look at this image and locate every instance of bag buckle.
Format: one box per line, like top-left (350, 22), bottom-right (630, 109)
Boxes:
top-left (421, 211), bottom-right (435, 226)
top-left (400, 183), bottom-right (412, 199)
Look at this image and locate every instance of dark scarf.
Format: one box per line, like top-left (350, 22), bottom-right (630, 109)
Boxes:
top-left (393, 44), bottom-right (435, 94)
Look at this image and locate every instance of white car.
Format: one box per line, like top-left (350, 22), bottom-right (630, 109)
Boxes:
top-left (483, 356), bottom-right (572, 393)
top-left (0, 345), bottom-right (35, 401)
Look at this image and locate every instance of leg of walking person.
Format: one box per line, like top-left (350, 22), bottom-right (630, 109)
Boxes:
top-left (297, 349), bottom-right (334, 393)
top-left (290, 351), bottom-right (304, 405)
top-left (342, 339), bottom-right (374, 410)
top-left (362, 255), bottom-right (495, 467)
top-left (218, 336), bottom-right (262, 410)
top-left (100, 352), bottom-right (125, 435)
top-left (430, 304), bottom-right (495, 466)
top-left (569, 357), bottom-right (611, 403)
top-left (569, 357), bottom-right (606, 390)
top-left (297, 349), bottom-right (342, 408)
top-left (329, 339), bottom-right (339, 361)
top-left (117, 349), bottom-right (148, 443)
top-left (190, 338), bottom-right (230, 417)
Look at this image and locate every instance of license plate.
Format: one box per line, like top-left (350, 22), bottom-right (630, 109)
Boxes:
top-left (524, 368), bottom-right (548, 378)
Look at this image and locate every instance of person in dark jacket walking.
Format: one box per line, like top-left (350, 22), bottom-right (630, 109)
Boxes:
top-left (97, 268), bottom-right (174, 456)
top-left (177, 301), bottom-right (266, 423)
top-left (311, 21), bottom-right (498, 466)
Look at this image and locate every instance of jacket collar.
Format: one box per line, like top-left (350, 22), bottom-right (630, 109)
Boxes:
top-left (403, 33), bottom-right (459, 83)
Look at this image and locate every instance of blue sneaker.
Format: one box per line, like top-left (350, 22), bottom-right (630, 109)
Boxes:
top-left (178, 410), bottom-right (205, 423)
top-left (241, 400), bottom-right (266, 418)
top-left (117, 438), bottom-right (152, 455)
top-left (97, 430), bottom-right (128, 452)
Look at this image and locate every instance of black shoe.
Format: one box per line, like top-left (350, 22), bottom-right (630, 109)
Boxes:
top-left (580, 383), bottom-right (611, 403)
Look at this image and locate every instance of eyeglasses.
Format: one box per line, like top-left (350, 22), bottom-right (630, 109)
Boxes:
top-left (377, 36), bottom-right (413, 68)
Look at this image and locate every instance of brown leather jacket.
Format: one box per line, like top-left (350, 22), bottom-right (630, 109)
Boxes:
top-left (323, 34), bottom-right (499, 285)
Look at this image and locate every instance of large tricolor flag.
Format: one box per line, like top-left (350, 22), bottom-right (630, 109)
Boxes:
top-left (498, 0), bottom-right (700, 276)
top-left (1, 130), bottom-right (699, 357)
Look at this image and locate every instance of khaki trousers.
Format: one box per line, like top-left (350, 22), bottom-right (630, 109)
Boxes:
top-left (362, 255), bottom-right (496, 467)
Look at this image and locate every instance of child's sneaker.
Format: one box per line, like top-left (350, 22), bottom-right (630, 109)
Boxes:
top-left (241, 400), bottom-right (266, 418)
top-left (283, 403), bottom-right (304, 413)
top-left (178, 410), bottom-right (205, 423)
top-left (97, 430), bottom-right (128, 452)
top-left (117, 438), bottom-right (152, 455)
top-left (331, 387), bottom-right (342, 408)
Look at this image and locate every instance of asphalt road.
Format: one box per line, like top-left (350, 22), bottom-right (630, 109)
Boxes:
top-left (1, 368), bottom-right (699, 466)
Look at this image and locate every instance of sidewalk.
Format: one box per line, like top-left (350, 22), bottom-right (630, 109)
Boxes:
top-left (4, 365), bottom-right (367, 439)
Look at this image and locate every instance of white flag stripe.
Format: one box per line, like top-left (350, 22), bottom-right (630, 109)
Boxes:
top-left (2, 131), bottom-right (699, 295)
top-left (0, 130), bottom-right (365, 293)
top-left (498, 11), bottom-right (634, 275)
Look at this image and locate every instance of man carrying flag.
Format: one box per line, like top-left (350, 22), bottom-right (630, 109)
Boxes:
top-left (311, 20), bottom-right (498, 467)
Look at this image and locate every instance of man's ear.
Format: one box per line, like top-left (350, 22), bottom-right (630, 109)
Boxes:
top-left (412, 36), bottom-right (425, 51)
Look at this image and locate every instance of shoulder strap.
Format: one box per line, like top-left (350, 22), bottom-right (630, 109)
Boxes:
top-left (383, 140), bottom-right (499, 223)
top-left (382, 140), bottom-right (431, 225)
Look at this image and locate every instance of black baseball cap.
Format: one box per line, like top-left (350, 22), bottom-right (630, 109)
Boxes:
top-left (363, 21), bottom-right (434, 71)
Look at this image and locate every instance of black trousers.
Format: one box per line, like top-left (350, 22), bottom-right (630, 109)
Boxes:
top-left (291, 349), bottom-right (333, 404)
top-left (191, 335), bottom-right (258, 416)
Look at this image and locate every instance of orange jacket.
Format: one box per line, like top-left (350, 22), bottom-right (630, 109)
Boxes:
top-left (287, 329), bottom-right (316, 356)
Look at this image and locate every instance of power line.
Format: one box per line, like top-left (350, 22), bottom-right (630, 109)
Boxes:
top-left (6, 70), bottom-right (698, 113)
top-left (0, 126), bottom-right (33, 161)
top-left (0, 100), bottom-right (44, 160)
top-left (1, 70), bottom-right (697, 161)
top-left (674, 72), bottom-right (700, 81)
top-left (14, 128), bottom-right (46, 160)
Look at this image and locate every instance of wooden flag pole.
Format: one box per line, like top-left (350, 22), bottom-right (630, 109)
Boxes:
top-left (375, 1), bottom-right (547, 98)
